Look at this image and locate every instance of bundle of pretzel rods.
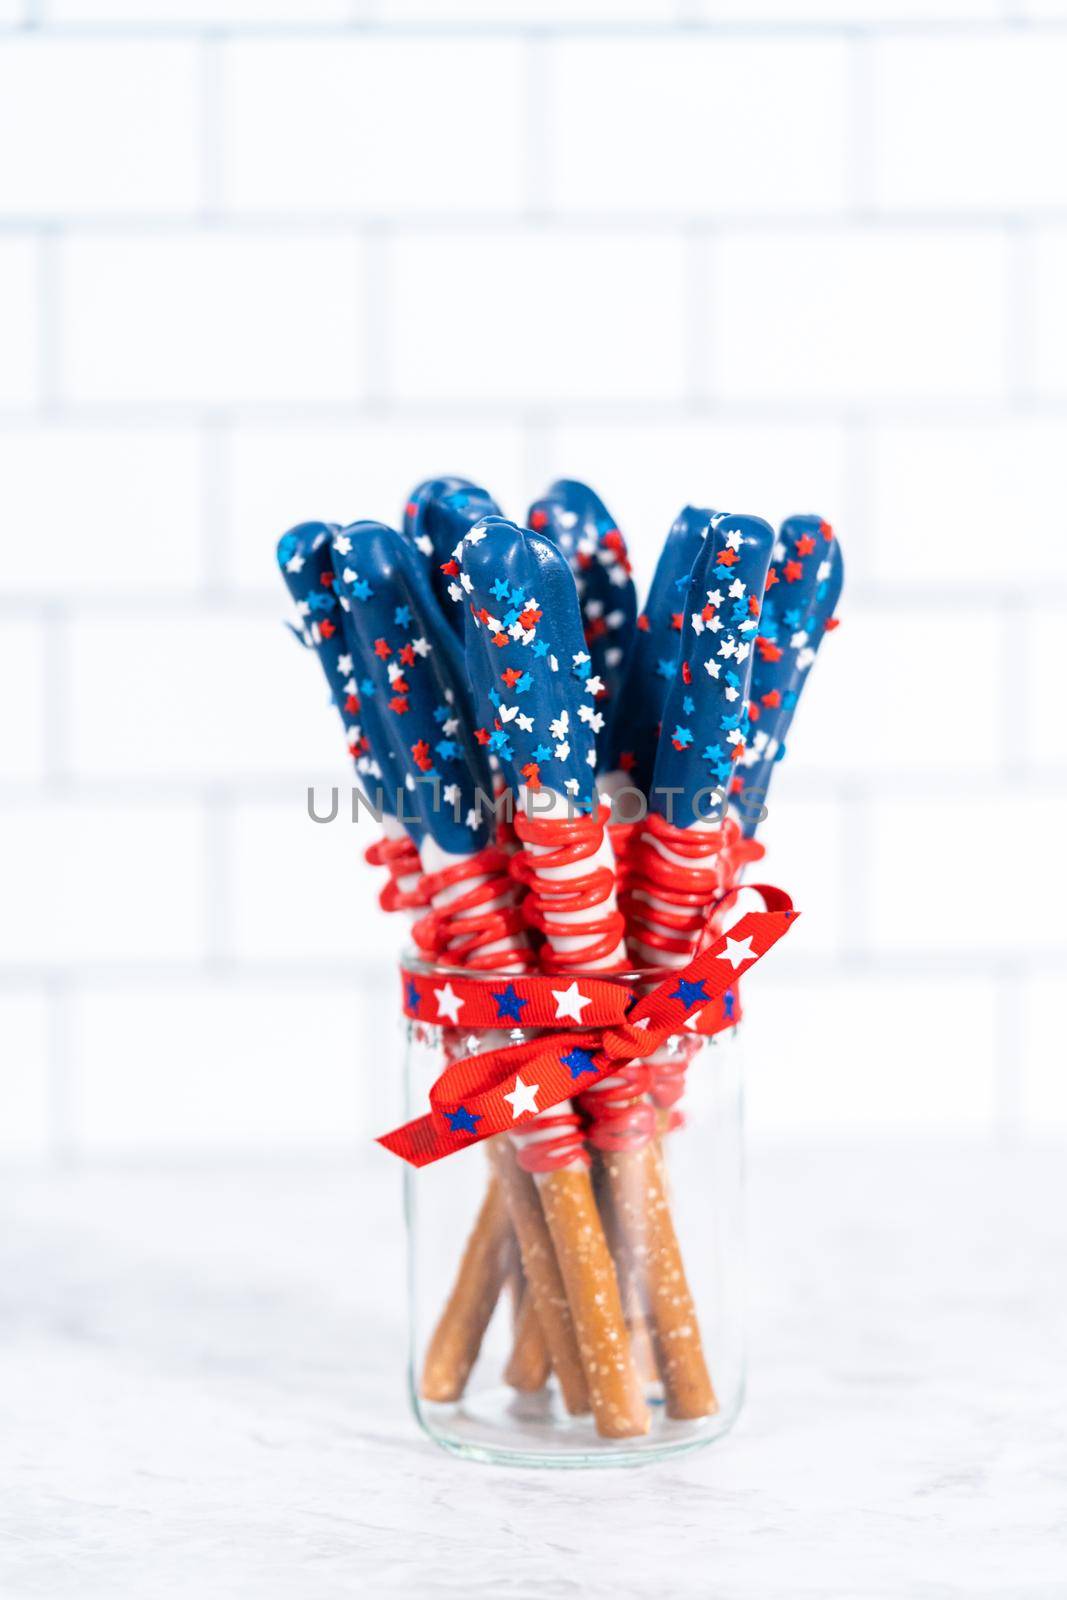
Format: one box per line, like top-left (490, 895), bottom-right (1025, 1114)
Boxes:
top-left (278, 479), bottom-right (843, 1440)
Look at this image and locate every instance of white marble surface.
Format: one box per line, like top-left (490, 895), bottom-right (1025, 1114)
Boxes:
top-left (3, 1143), bottom-right (1066, 1599)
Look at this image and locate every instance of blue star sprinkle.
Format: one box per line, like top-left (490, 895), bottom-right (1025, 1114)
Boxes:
top-left (492, 984), bottom-right (528, 1023)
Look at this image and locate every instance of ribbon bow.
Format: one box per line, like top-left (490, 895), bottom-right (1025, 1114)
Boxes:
top-left (378, 885), bottom-right (797, 1168)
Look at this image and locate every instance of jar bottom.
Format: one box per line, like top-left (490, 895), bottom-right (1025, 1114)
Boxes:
top-left (412, 1379), bottom-right (745, 1469)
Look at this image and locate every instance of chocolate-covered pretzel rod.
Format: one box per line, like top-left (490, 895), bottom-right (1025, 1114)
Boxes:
top-left (735, 515), bottom-right (844, 839)
top-left (605, 504), bottom-right (715, 801)
top-left (402, 476), bottom-right (502, 640)
top-left (327, 521), bottom-right (585, 1407)
top-left (599, 514), bottom-right (775, 1420)
top-left (462, 515), bottom-right (650, 1439)
top-left (276, 521), bottom-right (425, 908)
top-left (527, 480), bottom-right (637, 780)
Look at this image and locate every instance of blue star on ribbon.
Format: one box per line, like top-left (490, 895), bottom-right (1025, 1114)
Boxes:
top-left (723, 988), bottom-right (736, 1020)
top-left (405, 978), bottom-right (421, 1012)
top-left (444, 1105), bottom-right (481, 1134)
top-left (670, 977), bottom-right (709, 1011)
top-left (561, 1047), bottom-right (596, 1080)
top-left (492, 984), bottom-right (528, 1023)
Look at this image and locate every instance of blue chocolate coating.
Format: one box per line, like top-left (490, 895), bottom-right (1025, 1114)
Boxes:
top-left (402, 477), bottom-right (502, 638)
top-left (527, 479), bottom-right (637, 772)
top-left (329, 521), bottom-right (495, 854)
top-left (276, 520), bottom-right (414, 833)
top-left (649, 513), bottom-right (775, 826)
top-left (461, 516), bottom-right (599, 812)
top-left (607, 504), bottom-right (716, 795)
top-left (736, 514), bottom-right (844, 837)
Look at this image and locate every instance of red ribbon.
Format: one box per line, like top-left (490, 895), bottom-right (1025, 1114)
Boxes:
top-left (378, 884), bottom-right (798, 1168)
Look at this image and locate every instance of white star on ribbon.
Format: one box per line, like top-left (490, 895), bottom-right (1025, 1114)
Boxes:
top-left (718, 934), bottom-right (755, 969)
top-left (552, 981), bottom-right (592, 1023)
top-left (503, 1076), bottom-right (540, 1118)
top-left (433, 983), bottom-right (463, 1024)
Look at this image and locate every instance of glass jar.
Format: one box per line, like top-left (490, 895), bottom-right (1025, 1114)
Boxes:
top-left (402, 963), bottom-right (746, 1468)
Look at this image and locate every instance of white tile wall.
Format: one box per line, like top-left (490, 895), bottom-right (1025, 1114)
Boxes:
top-left (385, 230), bottom-right (690, 403)
top-left (1, 4), bottom-right (1063, 1162)
top-left (0, 40), bottom-right (202, 217)
top-left (59, 233), bottom-right (368, 406)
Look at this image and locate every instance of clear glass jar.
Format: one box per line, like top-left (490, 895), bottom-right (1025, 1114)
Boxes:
top-left (403, 964), bottom-right (746, 1468)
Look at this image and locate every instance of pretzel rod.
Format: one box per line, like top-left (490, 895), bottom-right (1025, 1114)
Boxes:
top-left (504, 1283), bottom-right (552, 1392)
top-left (321, 520), bottom-right (570, 1405)
top-left (419, 1173), bottom-right (513, 1403)
top-left (462, 517), bottom-right (650, 1438)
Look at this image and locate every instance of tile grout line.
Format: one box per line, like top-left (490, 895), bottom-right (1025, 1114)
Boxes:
top-left (198, 31), bottom-right (227, 224)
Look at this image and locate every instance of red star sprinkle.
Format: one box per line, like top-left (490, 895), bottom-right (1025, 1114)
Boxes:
top-left (474, 728), bottom-right (490, 745)
top-left (529, 509), bottom-right (549, 530)
top-left (501, 667), bottom-right (524, 688)
top-left (412, 740), bottom-right (433, 772)
top-left (389, 696), bottom-right (409, 715)
top-left (373, 638), bottom-right (391, 659)
top-left (756, 637), bottom-right (783, 663)
top-left (795, 534), bottom-right (816, 557)
top-left (682, 661), bottom-right (692, 685)
top-left (398, 643), bottom-right (416, 667)
top-left (491, 632), bottom-right (509, 648)
top-left (319, 619), bottom-right (336, 639)
top-left (518, 606), bottom-right (542, 629)
top-left (764, 568), bottom-right (780, 591)
top-left (761, 689), bottom-right (782, 709)
top-left (520, 761), bottom-right (542, 791)
top-left (783, 560), bottom-right (803, 583)
top-left (819, 520), bottom-right (834, 541)
top-left (440, 559), bottom-right (459, 577)
top-left (824, 616), bottom-right (840, 631)
top-left (636, 614), bottom-right (650, 633)
top-left (344, 694), bottom-right (360, 714)
top-left (670, 613), bottom-right (684, 632)
top-left (716, 548), bottom-right (739, 567)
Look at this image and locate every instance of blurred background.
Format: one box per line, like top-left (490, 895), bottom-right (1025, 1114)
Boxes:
top-left (2, 0), bottom-right (1066, 1165)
